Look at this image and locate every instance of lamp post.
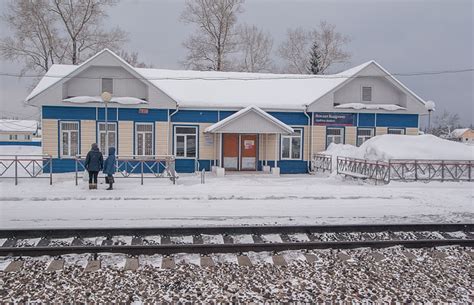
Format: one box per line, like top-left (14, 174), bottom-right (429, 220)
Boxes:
top-left (101, 91), bottom-right (112, 151)
top-left (425, 100), bottom-right (435, 133)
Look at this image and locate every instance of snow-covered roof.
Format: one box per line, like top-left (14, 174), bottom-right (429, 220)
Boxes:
top-left (335, 103), bottom-right (406, 111)
top-left (25, 49), bottom-right (426, 111)
top-left (63, 96), bottom-right (147, 105)
top-left (449, 128), bottom-right (470, 138)
top-left (0, 120), bottom-right (38, 133)
top-left (205, 106), bottom-right (294, 134)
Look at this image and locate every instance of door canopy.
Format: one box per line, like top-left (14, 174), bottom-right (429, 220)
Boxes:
top-left (205, 106), bottom-right (294, 134)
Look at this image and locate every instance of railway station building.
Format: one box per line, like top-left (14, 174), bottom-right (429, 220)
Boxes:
top-left (25, 49), bottom-right (428, 174)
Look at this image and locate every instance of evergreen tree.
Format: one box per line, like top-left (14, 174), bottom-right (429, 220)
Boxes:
top-left (308, 41), bottom-right (322, 74)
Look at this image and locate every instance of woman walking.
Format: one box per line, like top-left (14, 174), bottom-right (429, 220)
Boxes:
top-left (84, 143), bottom-right (103, 190)
top-left (103, 147), bottom-right (116, 190)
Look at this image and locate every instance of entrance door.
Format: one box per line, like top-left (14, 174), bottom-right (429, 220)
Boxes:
top-left (223, 133), bottom-right (239, 170)
top-left (240, 134), bottom-right (257, 171)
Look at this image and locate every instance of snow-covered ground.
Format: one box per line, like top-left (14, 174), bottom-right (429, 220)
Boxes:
top-left (0, 172), bottom-right (472, 229)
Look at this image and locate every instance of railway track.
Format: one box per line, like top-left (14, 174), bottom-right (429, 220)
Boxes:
top-left (1, 223), bottom-right (472, 257)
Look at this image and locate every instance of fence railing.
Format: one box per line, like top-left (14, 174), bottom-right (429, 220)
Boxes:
top-left (336, 157), bottom-right (390, 183)
top-left (75, 155), bottom-right (178, 185)
top-left (0, 155), bottom-right (53, 185)
top-left (388, 159), bottom-right (473, 182)
top-left (336, 156), bottom-right (473, 183)
top-left (311, 153), bottom-right (332, 173)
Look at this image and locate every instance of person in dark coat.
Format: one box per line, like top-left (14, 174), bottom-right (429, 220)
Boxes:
top-left (84, 143), bottom-right (103, 189)
top-left (103, 146), bottom-right (116, 190)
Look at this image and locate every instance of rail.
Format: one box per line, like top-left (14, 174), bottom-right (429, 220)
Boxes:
top-left (311, 153), bottom-right (332, 172)
top-left (75, 154), bottom-right (178, 185)
top-left (0, 154), bottom-right (52, 185)
top-left (388, 159), bottom-right (473, 182)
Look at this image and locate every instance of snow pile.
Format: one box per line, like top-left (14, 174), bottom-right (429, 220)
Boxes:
top-left (323, 134), bottom-right (474, 161)
top-left (335, 103), bottom-right (406, 111)
top-left (63, 96), bottom-right (147, 105)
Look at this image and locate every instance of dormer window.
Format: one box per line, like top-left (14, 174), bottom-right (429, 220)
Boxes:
top-left (102, 78), bottom-right (113, 94)
top-left (362, 86), bottom-right (372, 102)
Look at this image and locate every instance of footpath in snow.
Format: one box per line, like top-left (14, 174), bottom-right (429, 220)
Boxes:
top-left (0, 173), bottom-right (472, 229)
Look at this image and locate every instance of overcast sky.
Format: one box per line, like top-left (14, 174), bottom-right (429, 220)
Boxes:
top-left (0, 0), bottom-right (472, 126)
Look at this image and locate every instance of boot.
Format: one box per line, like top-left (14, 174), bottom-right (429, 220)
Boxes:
top-left (106, 183), bottom-right (113, 190)
top-left (92, 183), bottom-right (98, 190)
top-left (89, 183), bottom-right (93, 190)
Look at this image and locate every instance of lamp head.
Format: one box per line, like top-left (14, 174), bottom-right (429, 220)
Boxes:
top-left (101, 91), bottom-right (112, 103)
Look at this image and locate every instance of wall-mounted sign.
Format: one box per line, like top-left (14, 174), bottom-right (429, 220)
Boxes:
top-left (138, 108), bottom-right (149, 114)
top-left (314, 112), bottom-right (355, 126)
top-left (244, 140), bottom-right (255, 149)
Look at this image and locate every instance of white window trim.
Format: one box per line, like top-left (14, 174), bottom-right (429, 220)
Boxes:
top-left (59, 121), bottom-right (80, 158)
top-left (97, 122), bottom-right (118, 153)
top-left (174, 125), bottom-right (198, 159)
top-left (326, 127), bottom-right (345, 148)
top-left (361, 85), bottom-right (373, 102)
top-left (357, 127), bottom-right (374, 146)
top-left (280, 128), bottom-right (303, 160)
top-left (135, 122), bottom-right (154, 156)
top-left (102, 78), bottom-right (114, 94)
top-left (388, 128), bottom-right (405, 135)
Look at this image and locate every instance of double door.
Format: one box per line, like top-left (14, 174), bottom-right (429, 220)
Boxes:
top-left (222, 134), bottom-right (257, 171)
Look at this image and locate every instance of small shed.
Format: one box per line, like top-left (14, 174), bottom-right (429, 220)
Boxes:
top-left (0, 120), bottom-right (39, 142)
top-left (448, 128), bottom-right (474, 144)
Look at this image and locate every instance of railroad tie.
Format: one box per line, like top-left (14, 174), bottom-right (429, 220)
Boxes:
top-left (304, 254), bottom-right (317, 264)
top-left (431, 250), bottom-right (448, 260)
top-left (124, 258), bottom-right (139, 271)
top-left (4, 260), bottom-right (23, 272)
top-left (84, 260), bottom-right (101, 272)
top-left (272, 255), bottom-right (287, 266)
top-left (337, 252), bottom-right (352, 262)
top-left (200, 256), bottom-right (215, 267)
top-left (46, 259), bottom-right (64, 272)
top-left (370, 252), bottom-right (386, 262)
top-left (161, 257), bottom-right (176, 269)
top-left (402, 251), bottom-right (417, 260)
top-left (237, 255), bottom-right (252, 267)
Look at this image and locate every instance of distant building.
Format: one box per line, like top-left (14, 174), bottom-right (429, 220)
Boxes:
top-left (448, 128), bottom-right (474, 144)
top-left (0, 120), bottom-right (39, 142)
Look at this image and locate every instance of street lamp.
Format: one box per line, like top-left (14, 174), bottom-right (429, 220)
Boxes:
top-left (425, 100), bottom-right (435, 133)
top-left (101, 91), bottom-right (112, 151)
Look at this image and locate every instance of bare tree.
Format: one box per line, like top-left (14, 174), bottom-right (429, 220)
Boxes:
top-left (235, 24), bottom-right (274, 72)
top-left (278, 21), bottom-right (350, 74)
top-left (180, 0), bottom-right (245, 71)
top-left (119, 50), bottom-right (153, 68)
top-left (1, 0), bottom-right (128, 73)
top-left (432, 110), bottom-right (461, 137)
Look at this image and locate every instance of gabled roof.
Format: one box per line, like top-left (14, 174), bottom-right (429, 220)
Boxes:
top-left (205, 106), bottom-right (294, 134)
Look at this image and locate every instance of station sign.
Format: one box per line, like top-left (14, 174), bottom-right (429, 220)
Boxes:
top-left (314, 112), bottom-right (355, 126)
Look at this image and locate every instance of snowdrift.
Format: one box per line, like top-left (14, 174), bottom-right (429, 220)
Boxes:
top-left (323, 134), bottom-right (474, 161)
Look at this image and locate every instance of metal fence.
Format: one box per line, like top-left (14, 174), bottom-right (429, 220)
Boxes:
top-left (0, 155), bottom-right (53, 185)
top-left (335, 156), bottom-right (473, 183)
top-left (311, 154), bottom-right (332, 173)
top-left (75, 155), bottom-right (178, 185)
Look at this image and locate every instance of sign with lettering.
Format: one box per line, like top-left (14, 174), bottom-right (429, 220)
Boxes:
top-left (314, 113), bottom-right (355, 126)
top-left (244, 140), bottom-right (254, 149)
top-left (138, 108), bottom-right (149, 114)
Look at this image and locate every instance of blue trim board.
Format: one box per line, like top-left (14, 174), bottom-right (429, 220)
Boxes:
top-left (376, 114), bottom-right (418, 128)
top-left (171, 110), bottom-right (218, 123)
top-left (43, 106), bottom-right (96, 120)
top-left (269, 112), bottom-right (309, 125)
top-left (219, 111), bottom-right (236, 120)
top-left (118, 108), bottom-right (168, 122)
top-left (0, 141), bottom-right (41, 146)
top-left (358, 113), bottom-right (375, 127)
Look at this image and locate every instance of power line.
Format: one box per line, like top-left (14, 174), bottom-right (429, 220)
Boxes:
top-left (0, 68), bottom-right (472, 81)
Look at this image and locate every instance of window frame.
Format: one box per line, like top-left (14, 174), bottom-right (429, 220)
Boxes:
top-left (134, 122), bottom-right (154, 156)
top-left (101, 78), bottom-right (114, 94)
top-left (357, 127), bottom-right (375, 146)
top-left (280, 128), bottom-right (303, 160)
top-left (9, 134), bottom-right (18, 141)
top-left (174, 125), bottom-right (198, 159)
top-left (59, 121), bottom-right (80, 158)
top-left (97, 122), bottom-right (118, 154)
top-left (387, 128), bottom-right (405, 135)
top-left (361, 85), bottom-right (372, 102)
top-left (326, 127), bottom-right (345, 148)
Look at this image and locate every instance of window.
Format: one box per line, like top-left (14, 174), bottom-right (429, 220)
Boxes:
top-left (9, 134), bottom-right (18, 141)
top-left (388, 128), bottom-right (405, 135)
top-left (362, 86), bottom-right (372, 102)
top-left (326, 127), bottom-right (344, 148)
top-left (25, 134), bottom-right (31, 140)
top-left (98, 122), bottom-right (117, 153)
top-left (60, 121), bottom-right (79, 157)
top-left (357, 128), bottom-right (374, 146)
top-left (102, 78), bottom-right (113, 94)
top-left (135, 123), bottom-right (153, 156)
top-left (175, 126), bottom-right (197, 158)
top-left (281, 129), bottom-right (302, 160)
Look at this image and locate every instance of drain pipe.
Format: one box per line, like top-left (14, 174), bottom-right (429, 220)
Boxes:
top-left (303, 105), bottom-right (312, 172)
top-left (168, 105), bottom-right (179, 155)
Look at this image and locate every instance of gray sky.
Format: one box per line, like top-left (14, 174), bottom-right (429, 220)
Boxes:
top-left (0, 0), bottom-right (473, 126)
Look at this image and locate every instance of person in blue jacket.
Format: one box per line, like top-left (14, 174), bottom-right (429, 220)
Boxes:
top-left (103, 147), bottom-right (116, 190)
top-left (84, 143), bottom-right (103, 190)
